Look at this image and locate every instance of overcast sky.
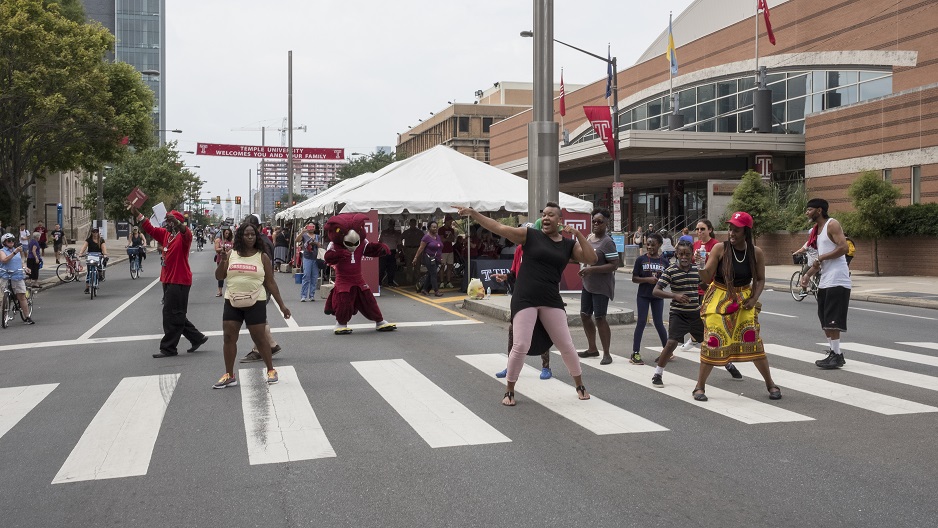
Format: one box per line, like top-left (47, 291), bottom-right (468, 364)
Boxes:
top-left (165, 0), bottom-right (696, 205)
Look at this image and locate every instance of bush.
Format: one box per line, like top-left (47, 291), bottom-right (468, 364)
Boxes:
top-left (892, 203), bottom-right (938, 237)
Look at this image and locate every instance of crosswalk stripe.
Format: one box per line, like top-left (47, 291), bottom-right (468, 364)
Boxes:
top-left (0, 384), bottom-right (58, 441)
top-left (52, 374), bottom-right (179, 484)
top-left (577, 350), bottom-right (812, 424)
top-left (353, 359), bottom-right (511, 448)
top-left (675, 350), bottom-right (938, 415)
top-left (832, 342), bottom-right (938, 368)
top-left (897, 342), bottom-right (938, 352)
top-left (765, 344), bottom-right (938, 393)
top-left (239, 365), bottom-right (335, 465)
top-left (458, 354), bottom-right (668, 435)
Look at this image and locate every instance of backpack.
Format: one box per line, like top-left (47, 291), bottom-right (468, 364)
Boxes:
top-left (845, 237), bottom-right (856, 257)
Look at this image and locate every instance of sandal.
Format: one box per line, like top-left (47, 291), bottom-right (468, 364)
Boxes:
top-left (576, 385), bottom-right (590, 400)
top-left (502, 391), bottom-right (516, 406)
top-left (693, 387), bottom-right (708, 401)
top-left (434, 291), bottom-right (444, 297)
top-left (768, 385), bottom-right (782, 400)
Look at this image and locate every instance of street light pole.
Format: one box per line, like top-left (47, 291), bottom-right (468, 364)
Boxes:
top-left (528, 0), bottom-right (559, 222)
top-left (96, 170), bottom-right (104, 228)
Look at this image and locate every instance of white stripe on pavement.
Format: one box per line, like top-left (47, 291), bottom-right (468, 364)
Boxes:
top-left (353, 359), bottom-right (511, 448)
top-left (679, 351), bottom-right (937, 416)
top-left (849, 307), bottom-right (938, 321)
top-left (239, 365), bottom-right (335, 465)
top-left (458, 354), bottom-right (668, 435)
top-left (899, 342), bottom-right (938, 351)
top-left (52, 374), bottom-right (179, 484)
top-left (765, 344), bottom-right (938, 393)
top-left (78, 278), bottom-right (162, 341)
top-left (830, 342), bottom-right (938, 368)
top-left (584, 349), bottom-right (811, 424)
top-left (0, 384), bottom-right (58, 440)
top-left (760, 311), bottom-right (797, 318)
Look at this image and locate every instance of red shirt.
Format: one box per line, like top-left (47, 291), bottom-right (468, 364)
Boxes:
top-left (141, 219), bottom-right (193, 285)
top-left (438, 225), bottom-right (455, 253)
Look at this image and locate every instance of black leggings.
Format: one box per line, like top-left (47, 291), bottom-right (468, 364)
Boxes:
top-left (632, 295), bottom-right (667, 353)
top-left (422, 255), bottom-right (440, 293)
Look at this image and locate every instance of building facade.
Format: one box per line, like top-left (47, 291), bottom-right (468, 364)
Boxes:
top-left (257, 159), bottom-right (347, 219)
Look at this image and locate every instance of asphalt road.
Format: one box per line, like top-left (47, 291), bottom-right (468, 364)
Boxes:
top-left (1, 251), bottom-right (936, 528)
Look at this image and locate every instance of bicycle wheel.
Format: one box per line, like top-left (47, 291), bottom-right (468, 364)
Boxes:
top-left (130, 258), bottom-right (139, 279)
top-left (57, 262), bottom-right (76, 283)
top-left (790, 270), bottom-right (806, 301)
top-left (1, 292), bottom-right (9, 329)
top-left (89, 268), bottom-right (97, 300)
top-left (810, 274), bottom-right (820, 299)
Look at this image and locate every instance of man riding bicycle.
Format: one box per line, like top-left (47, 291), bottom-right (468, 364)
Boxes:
top-left (0, 234), bottom-right (35, 324)
top-left (194, 225), bottom-right (205, 251)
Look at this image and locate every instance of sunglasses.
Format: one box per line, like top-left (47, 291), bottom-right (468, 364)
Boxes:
top-left (592, 219), bottom-right (605, 224)
top-left (695, 227), bottom-right (707, 231)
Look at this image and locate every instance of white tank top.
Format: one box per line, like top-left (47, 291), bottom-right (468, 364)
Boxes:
top-left (817, 219), bottom-right (851, 289)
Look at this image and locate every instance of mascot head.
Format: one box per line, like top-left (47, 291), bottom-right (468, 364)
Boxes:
top-left (324, 213), bottom-right (370, 251)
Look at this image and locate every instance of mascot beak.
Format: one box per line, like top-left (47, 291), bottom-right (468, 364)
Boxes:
top-left (343, 229), bottom-right (361, 250)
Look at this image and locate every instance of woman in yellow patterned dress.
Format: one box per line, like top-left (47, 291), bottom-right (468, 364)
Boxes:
top-left (693, 211), bottom-right (781, 402)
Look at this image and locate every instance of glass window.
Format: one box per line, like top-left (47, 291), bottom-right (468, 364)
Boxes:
top-left (647, 99), bottom-right (662, 119)
top-left (739, 76), bottom-right (756, 92)
top-left (883, 168), bottom-right (892, 182)
top-left (826, 85), bottom-right (857, 108)
top-left (633, 105), bottom-right (647, 122)
top-left (458, 116), bottom-right (469, 132)
top-left (717, 116), bottom-right (737, 133)
top-left (717, 80), bottom-right (737, 97)
top-left (682, 106), bottom-right (696, 125)
top-left (912, 166), bottom-right (921, 204)
top-left (769, 80), bottom-right (785, 103)
top-left (812, 71), bottom-right (826, 93)
top-left (648, 115), bottom-right (662, 130)
top-left (860, 77), bottom-right (891, 100)
top-left (787, 96), bottom-right (806, 122)
top-left (787, 74), bottom-right (808, 100)
top-left (482, 117), bottom-right (493, 133)
top-left (739, 110), bottom-right (753, 132)
top-left (678, 88), bottom-right (695, 110)
top-left (860, 71), bottom-right (888, 82)
top-left (698, 100), bottom-right (715, 122)
top-left (738, 89), bottom-right (754, 108)
top-left (785, 120), bottom-right (805, 134)
top-left (698, 119), bottom-right (715, 132)
top-left (698, 84), bottom-right (715, 102)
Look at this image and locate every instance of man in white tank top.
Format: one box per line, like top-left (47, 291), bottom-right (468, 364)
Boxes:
top-left (805, 198), bottom-right (852, 369)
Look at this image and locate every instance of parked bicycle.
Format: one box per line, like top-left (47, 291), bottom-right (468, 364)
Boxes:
top-left (56, 248), bottom-right (83, 283)
top-left (83, 252), bottom-right (106, 299)
top-left (1, 269), bottom-right (33, 328)
top-left (127, 246), bottom-right (145, 279)
top-left (789, 253), bottom-right (820, 301)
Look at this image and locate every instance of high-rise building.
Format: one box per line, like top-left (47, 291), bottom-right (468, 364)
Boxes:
top-left (257, 159), bottom-right (347, 216)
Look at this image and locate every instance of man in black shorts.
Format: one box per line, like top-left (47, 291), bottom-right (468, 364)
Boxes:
top-left (805, 198), bottom-right (852, 369)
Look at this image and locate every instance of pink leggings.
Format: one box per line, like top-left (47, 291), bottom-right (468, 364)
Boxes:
top-left (507, 307), bottom-right (582, 382)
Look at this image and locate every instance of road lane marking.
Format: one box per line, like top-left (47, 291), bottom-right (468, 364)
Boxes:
top-left (678, 351), bottom-right (937, 416)
top-left (849, 307), bottom-right (938, 321)
top-left (0, 384), bottom-right (58, 441)
top-left (52, 374), bottom-right (179, 483)
top-left (580, 350), bottom-right (812, 424)
top-left (78, 278), bottom-right (162, 340)
top-left (765, 344), bottom-right (938, 393)
top-left (239, 365), bottom-right (335, 465)
top-left (828, 342), bottom-right (938, 368)
top-left (353, 359), bottom-right (510, 448)
top-left (760, 311), bottom-right (797, 318)
top-left (458, 353), bottom-right (668, 435)
top-left (387, 287), bottom-right (479, 320)
top-left (899, 342), bottom-right (938, 351)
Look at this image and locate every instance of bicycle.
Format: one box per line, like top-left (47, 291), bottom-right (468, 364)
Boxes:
top-left (84, 252), bottom-right (105, 299)
top-left (127, 246), bottom-right (145, 279)
top-left (789, 253), bottom-right (819, 301)
top-left (56, 248), bottom-right (83, 283)
top-left (1, 270), bottom-right (33, 328)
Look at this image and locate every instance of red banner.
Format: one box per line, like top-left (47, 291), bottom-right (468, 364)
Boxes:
top-left (196, 143), bottom-right (345, 160)
top-left (583, 106), bottom-right (616, 159)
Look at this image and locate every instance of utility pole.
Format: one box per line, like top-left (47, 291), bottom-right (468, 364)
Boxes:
top-left (287, 50), bottom-right (294, 212)
top-left (528, 0), bottom-right (559, 221)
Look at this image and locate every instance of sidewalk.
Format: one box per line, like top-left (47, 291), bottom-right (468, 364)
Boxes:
top-left (33, 250), bottom-right (134, 291)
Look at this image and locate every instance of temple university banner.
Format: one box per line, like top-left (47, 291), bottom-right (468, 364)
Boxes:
top-left (583, 106), bottom-right (616, 159)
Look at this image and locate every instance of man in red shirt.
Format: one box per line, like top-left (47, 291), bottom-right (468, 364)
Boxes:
top-left (131, 207), bottom-right (208, 358)
top-left (34, 220), bottom-right (48, 256)
top-left (438, 215), bottom-right (457, 288)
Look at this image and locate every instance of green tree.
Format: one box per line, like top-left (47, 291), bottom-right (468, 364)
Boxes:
top-left (45, 0), bottom-right (84, 23)
top-left (336, 150), bottom-right (401, 182)
top-left (0, 0), bottom-right (154, 224)
top-left (279, 192), bottom-right (309, 207)
top-left (842, 170), bottom-right (901, 276)
top-left (723, 170), bottom-right (780, 239)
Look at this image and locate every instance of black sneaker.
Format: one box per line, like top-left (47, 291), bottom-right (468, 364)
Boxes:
top-left (816, 350), bottom-right (846, 369)
top-left (187, 335), bottom-right (209, 353)
top-left (725, 363), bottom-right (743, 380)
top-left (577, 350), bottom-right (600, 358)
top-left (651, 373), bottom-right (664, 387)
top-left (23, 317), bottom-right (35, 325)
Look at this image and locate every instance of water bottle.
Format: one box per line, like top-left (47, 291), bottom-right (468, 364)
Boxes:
top-left (485, 287), bottom-right (491, 299)
top-left (697, 247), bottom-right (707, 265)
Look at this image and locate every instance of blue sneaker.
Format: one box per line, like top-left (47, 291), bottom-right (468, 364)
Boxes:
top-left (540, 367), bottom-right (552, 380)
top-left (495, 368), bottom-right (507, 379)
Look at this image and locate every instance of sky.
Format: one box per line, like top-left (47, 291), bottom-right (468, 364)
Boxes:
top-left (165, 0), bottom-right (696, 206)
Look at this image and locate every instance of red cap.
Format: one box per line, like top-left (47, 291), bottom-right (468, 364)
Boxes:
top-left (168, 210), bottom-right (185, 223)
top-left (727, 211), bottom-right (753, 229)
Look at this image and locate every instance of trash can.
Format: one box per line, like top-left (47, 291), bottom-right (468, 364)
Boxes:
top-left (624, 244), bottom-right (640, 267)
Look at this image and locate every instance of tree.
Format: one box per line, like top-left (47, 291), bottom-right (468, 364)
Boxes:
top-left (842, 170), bottom-right (901, 276)
top-left (44, 0), bottom-right (85, 23)
top-left (336, 150), bottom-right (401, 182)
top-left (0, 0), bottom-right (154, 224)
top-left (723, 170), bottom-right (780, 239)
top-left (279, 192), bottom-right (309, 206)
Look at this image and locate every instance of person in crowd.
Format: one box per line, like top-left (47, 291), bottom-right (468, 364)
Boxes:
top-left (128, 225), bottom-right (147, 270)
top-left (26, 232), bottom-right (41, 288)
top-left (238, 214), bottom-right (283, 363)
top-left (400, 218), bottom-right (424, 285)
top-left (34, 220), bottom-right (47, 257)
top-left (0, 233), bottom-right (34, 324)
top-left (212, 222), bottom-right (291, 388)
top-left (130, 206), bottom-right (208, 359)
top-left (678, 227), bottom-right (694, 245)
top-left (694, 211), bottom-right (780, 401)
top-left (454, 202), bottom-right (597, 406)
top-left (273, 226), bottom-right (289, 267)
top-left (642, 223), bottom-right (654, 250)
top-left (78, 227), bottom-right (109, 293)
top-left (630, 232), bottom-right (669, 365)
top-left (792, 224), bottom-right (820, 298)
top-left (50, 223), bottom-right (65, 264)
top-left (438, 215), bottom-right (457, 288)
top-left (214, 227), bottom-right (234, 297)
top-left (379, 219), bottom-right (401, 287)
top-left (412, 220), bottom-right (443, 297)
top-left (804, 198), bottom-right (852, 369)
top-left (660, 230), bottom-right (676, 262)
top-left (479, 230), bottom-right (501, 259)
top-left (19, 223), bottom-right (29, 253)
top-left (632, 226), bottom-right (644, 256)
top-left (467, 224), bottom-right (483, 258)
top-left (193, 224), bottom-right (205, 251)
top-left (296, 223), bottom-right (320, 302)
top-left (577, 208), bottom-right (619, 365)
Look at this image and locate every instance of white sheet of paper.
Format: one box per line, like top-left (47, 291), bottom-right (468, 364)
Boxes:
top-left (149, 202), bottom-right (167, 226)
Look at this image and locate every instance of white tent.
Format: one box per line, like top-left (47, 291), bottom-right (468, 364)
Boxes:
top-left (298, 146), bottom-right (594, 217)
top-left (276, 170), bottom-right (378, 220)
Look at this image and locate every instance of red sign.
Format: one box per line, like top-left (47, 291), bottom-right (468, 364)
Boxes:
top-left (196, 143), bottom-right (345, 160)
top-left (583, 106), bottom-right (616, 159)
top-left (755, 154), bottom-right (773, 178)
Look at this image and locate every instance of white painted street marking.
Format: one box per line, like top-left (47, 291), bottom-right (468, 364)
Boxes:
top-left (353, 359), bottom-right (510, 448)
top-left (680, 352), bottom-right (937, 416)
top-left (239, 365), bottom-right (335, 465)
top-left (760, 311), bottom-right (797, 318)
top-left (586, 349), bottom-right (811, 424)
top-left (279, 304), bottom-right (299, 328)
top-left (765, 344), bottom-right (938, 393)
top-left (900, 342), bottom-right (938, 351)
top-left (850, 307), bottom-right (938, 321)
top-left (458, 354), bottom-right (668, 435)
top-left (0, 384), bottom-right (58, 441)
top-left (52, 374), bottom-right (179, 484)
top-left (830, 342), bottom-right (938, 368)
top-left (78, 278), bottom-right (162, 340)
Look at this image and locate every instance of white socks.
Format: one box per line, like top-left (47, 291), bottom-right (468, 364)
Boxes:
top-left (654, 366), bottom-right (664, 375)
top-left (831, 339), bottom-right (842, 355)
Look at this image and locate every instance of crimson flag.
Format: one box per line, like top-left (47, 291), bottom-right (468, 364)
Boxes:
top-left (559, 71), bottom-right (566, 117)
top-left (583, 106), bottom-right (616, 159)
top-left (758, 0), bottom-right (776, 45)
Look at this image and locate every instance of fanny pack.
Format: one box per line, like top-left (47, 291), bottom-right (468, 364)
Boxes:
top-left (229, 288), bottom-right (261, 308)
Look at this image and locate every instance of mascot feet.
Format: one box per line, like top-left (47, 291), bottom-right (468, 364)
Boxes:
top-left (334, 324), bottom-right (353, 335)
top-left (376, 321), bottom-right (397, 332)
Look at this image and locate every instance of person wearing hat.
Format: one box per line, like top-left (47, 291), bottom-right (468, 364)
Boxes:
top-left (131, 205), bottom-right (208, 358)
top-left (295, 222), bottom-right (320, 302)
top-left (694, 211), bottom-right (781, 402)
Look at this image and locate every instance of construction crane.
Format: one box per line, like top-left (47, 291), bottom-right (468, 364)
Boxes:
top-left (231, 119), bottom-right (306, 222)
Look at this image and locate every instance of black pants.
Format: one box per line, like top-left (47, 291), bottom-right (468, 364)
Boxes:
top-left (380, 250), bottom-right (397, 284)
top-left (422, 255), bottom-right (440, 293)
top-left (160, 283), bottom-right (204, 354)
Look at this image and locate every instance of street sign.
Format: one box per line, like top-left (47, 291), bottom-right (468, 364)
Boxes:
top-left (612, 197), bottom-right (622, 233)
top-left (196, 143), bottom-right (344, 161)
top-left (612, 181), bottom-right (624, 199)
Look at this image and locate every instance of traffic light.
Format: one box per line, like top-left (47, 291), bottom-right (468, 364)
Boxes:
top-left (275, 201), bottom-right (282, 208)
top-left (235, 196), bottom-right (241, 205)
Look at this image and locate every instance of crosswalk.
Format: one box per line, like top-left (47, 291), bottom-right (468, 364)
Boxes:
top-left (1, 341), bottom-right (937, 484)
